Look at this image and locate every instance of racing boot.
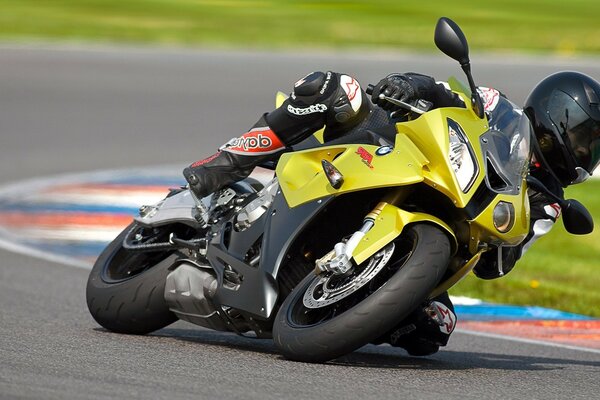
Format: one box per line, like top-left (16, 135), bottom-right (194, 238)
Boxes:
top-left (183, 119), bottom-right (286, 199)
top-left (386, 292), bottom-right (457, 356)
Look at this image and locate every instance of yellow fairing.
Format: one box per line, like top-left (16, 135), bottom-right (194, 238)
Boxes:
top-left (277, 99), bottom-right (487, 209)
top-left (276, 89), bottom-right (530, 253)
top-left (351, 203), bottom-right (456, 265)
top-left (467, 181), bottom-right (531, 253)
top-left (275, 91), bottom-right (287, 108)
top-left (276, 138), bottom-right (428, 208)
top-left (397, 104), bottom-right (489, 208)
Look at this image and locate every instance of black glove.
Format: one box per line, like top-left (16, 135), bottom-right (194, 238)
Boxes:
top-left (371, 73), bottom-right (419, 111)
top-left (371, 73), bottom-right (463, 111)
top-left (529, 190), bottom-right (561, 223)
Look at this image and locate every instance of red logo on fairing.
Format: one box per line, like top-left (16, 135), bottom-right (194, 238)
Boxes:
top-left (356, 146), bottom-right (374, 169)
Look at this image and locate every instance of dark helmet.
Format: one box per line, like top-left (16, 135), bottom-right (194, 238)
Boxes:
top-left (524, 71), bottom-right (600, 187)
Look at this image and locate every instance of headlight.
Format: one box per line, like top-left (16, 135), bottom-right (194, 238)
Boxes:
top-left (493, 201), bottom-right (515, 233)
top-left (448, 119), bottom-right (478, 192)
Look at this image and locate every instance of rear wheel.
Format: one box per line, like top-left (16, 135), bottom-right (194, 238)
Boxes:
top-left (86, 223), bottom-right (179, 334)
top-left (273, 224), bottom-right (450, 363)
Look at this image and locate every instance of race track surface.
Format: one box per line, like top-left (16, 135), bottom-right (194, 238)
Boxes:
top-left (1, 46), bottom-right (599, 399)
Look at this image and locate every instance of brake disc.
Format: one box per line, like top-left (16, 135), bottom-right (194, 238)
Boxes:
top-left (302, 243), bottom-right (395, 309)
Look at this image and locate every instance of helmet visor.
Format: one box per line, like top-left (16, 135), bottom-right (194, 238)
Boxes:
top-left (547, 89), bottom-right (600, 174)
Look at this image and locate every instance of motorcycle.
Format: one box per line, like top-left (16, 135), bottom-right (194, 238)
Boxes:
top-left (86, 17), bottom-right (593, 363)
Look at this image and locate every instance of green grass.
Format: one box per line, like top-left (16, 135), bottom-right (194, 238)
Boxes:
top-left (451, 179), bottom-right (600, 318)
top-left (2, 0), bottom-right (600, 55)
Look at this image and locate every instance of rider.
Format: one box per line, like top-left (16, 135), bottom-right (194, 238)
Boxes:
top-left (183, 70), bottom-right (600, 356)
top-left (183, 72), bottom-right (371, 199)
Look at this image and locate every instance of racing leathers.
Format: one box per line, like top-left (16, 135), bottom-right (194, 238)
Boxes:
top-left (183, 71), bottom-right (369, 198)
top-left (183, 71), bottom-right (563, 356)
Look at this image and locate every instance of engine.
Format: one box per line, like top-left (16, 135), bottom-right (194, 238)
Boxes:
top-left (163, 261), bottom-right (232, 331)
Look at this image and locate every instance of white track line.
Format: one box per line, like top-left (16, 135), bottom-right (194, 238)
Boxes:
top-left (0, 234), bottom-right (92, 270)
top-left (456, 328), bottom-right (600, 355)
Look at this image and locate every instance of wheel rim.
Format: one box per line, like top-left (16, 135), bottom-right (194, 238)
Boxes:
top-left (287, 231), bottom-right (417, 328)
top-left (101, 225), bottom-right (173, 283)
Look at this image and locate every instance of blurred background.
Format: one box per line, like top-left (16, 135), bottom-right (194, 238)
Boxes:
top-left (3, 0), bottom-right (600, 55)
top-left (0, 0), bottom-right (599, 316)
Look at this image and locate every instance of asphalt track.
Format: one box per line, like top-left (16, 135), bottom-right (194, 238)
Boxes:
top-left (1, 46), bottom-right (599, 399)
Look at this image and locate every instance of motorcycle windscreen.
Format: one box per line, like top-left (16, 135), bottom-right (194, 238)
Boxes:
top-left (480, 98), bottom-right (532, 195)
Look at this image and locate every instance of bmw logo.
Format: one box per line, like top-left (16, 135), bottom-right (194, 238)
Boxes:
top-left (375, 146), bottom-right (393, 156)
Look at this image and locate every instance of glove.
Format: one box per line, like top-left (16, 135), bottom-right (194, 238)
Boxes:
top-left (519, 189), bottom-right (561, 254)
top-left (371, 73), bottom-right (464, 111)
top-left (529, 190), bottom-right (561, 223)
top-left (371, 73), bottom-right (441, 110)
top-left (370, 74), bottom-right (418, 111)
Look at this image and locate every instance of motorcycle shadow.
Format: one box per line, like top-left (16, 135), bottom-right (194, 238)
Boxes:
top-left (153, 327), bottom-right (441, 369)
top-left (147, 327), bottom-right (592, 371)
top-left (335, 347), bottom-right (591, 372)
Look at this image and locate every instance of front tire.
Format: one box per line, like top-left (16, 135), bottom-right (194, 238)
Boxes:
top-left (86, 223), bottom-right (178, 334)
top-left (273, 224), bottom-right (450, 363)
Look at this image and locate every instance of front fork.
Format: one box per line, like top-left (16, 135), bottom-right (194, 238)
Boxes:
top-left (314, 188), bottom-right (414, 275)
top-left (314, 202), bottom-right (388, 275)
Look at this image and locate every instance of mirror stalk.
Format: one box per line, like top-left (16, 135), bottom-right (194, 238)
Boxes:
top-left (461, 63), bottom-right (485, 119)
top-left (434, 17), bottom-right (484, 119)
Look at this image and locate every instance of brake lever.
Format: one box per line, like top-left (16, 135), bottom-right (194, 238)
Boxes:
top-left (379, 94), bottom-right (431, 115)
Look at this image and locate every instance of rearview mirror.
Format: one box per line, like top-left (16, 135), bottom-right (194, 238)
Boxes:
top-left (434, 17), bottom-right (484, 119)
top-left (563, 199), bottom-right (594, 235)
top-left (434, 17), bottom-right (470, 66)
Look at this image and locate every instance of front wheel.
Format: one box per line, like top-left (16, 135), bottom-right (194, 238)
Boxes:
top-left (273, 224), bottom-right (450, 363)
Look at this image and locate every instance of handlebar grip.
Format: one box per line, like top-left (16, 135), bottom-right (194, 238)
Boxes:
top-left (366, 84), bottom-right (374, 96)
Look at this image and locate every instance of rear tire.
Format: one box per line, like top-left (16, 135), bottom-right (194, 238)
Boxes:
top-left (273, 224), bottom-right (450, 363)
top-left (86, 223), bottom-right (178, 334)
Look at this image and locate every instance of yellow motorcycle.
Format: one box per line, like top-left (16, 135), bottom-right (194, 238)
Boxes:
top-left (86, 17), bottom-right (593, 363)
